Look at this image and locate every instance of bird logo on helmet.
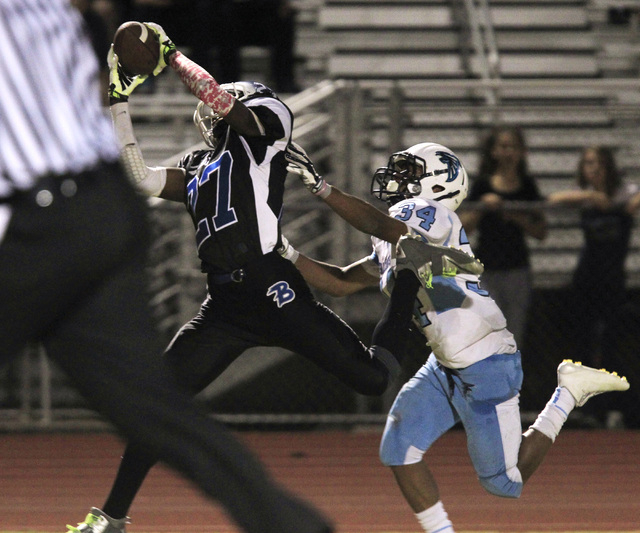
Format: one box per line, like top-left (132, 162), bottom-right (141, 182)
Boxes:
top-left (370, 142), bottom-right (468, 211)
top-left (193, 81), bottom-right (278, 148)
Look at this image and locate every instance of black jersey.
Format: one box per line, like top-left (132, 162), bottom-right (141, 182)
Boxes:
top-left (467, 176), bottom-right (543, 270)
top-left (178, 96), bottom-right (293, 273)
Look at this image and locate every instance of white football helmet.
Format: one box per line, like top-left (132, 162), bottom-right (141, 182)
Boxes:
top-left (193, 81), bottom-right (277, 148)
top-left (371, 142), bottom-right (468, 211)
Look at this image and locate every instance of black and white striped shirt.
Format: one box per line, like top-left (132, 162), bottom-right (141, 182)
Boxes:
top-left (0, 0), bottom-right (119, 199)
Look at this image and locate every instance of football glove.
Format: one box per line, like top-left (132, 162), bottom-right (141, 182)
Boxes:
top-left (395, 235), bottom-right (434, 289)
top-left (144, 22), bottom-right (177, 76)
top-left (285, 142), bottom-right (331, 198)
top-left (107, 45), bottom-right (148, 102)
top-left (277, 235), bottom-right (299, 263)
top-left (396, 234), bottom-right (484, 289)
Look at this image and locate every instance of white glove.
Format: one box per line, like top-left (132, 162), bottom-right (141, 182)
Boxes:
top-left (277, 235), bottom-right (299, 263)
top-left (285, 142), bottom-right (331, 198)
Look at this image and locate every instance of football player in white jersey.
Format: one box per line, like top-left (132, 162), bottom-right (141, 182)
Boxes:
top-left (282, 142), bottom-right (630, 533)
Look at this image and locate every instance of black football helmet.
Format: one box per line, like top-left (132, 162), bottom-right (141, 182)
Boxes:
top-left (371, 142), bottom-right (468, 211)
top-left (193, 81), bottom-right (278, 148)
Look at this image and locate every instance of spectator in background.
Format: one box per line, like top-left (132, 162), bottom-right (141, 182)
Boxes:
top-left (72, 0), bottom-right (112, 102)
top-left (548, 146), bottom-right (640, 427)
top-left (122, 0), bottom-right (191, 44)
top-left (92, 0), bottom-right (127, 35)
top-left (608, 5), bottom-right (632, 25)
top-left (118, 0), bottom-right (300, 94)
top-left (459, 126), bottom-right (548, 350)
top-left (197, 0), bottom-right (300, 93)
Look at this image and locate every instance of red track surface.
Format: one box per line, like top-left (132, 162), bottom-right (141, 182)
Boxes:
top-left (0, 429), bottom-right (638, 532)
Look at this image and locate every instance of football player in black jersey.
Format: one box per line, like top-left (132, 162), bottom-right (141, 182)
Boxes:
top-left (66, 23), bottom-right (420, 533)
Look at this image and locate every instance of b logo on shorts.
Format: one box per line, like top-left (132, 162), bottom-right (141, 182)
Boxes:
top-left (267, 281), bottom-right (296, 308)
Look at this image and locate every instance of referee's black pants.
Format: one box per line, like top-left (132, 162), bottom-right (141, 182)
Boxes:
top-left (0, 162), bottom-right (331, 533)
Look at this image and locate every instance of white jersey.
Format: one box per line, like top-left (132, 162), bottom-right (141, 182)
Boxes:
top-left (369, 197), bottom-right (516, 369)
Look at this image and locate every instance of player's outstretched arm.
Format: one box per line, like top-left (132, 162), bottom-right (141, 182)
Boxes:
top-left (278, 236), bottom-right (378, 296)
top-left (108, 46), bottom-right (185, 200)
top-left (146, 23), bottom-right (264, 138)
top-left (285, 143), bottom-right (407, 244)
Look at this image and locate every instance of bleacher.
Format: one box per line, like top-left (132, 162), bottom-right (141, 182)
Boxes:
top-left (294, 0), bottom-right (639, 289)
top-left (316, 0), bottom-right (600, 79)
top-left (589, 0), bottom-right (640, 77)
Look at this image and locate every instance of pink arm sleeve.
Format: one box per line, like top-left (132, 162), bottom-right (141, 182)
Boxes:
top-left (169, 52), bottom-right (235, 116)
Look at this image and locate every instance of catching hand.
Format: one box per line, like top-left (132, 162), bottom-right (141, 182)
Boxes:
top-left (144, 22), bottom-right (177, 75)
top-left (285, 142), bottom-right (331, 198)
top-left (107, 45), bottom-right (148, 102)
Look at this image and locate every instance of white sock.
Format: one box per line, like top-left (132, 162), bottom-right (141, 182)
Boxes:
top-left (415, 501), bottom-right (455, 533)
top-left (530, 386), bottom-right (576, 442)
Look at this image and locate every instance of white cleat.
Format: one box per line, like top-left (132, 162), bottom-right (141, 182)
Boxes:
top-left (558, 359), bottom-right (630, 407)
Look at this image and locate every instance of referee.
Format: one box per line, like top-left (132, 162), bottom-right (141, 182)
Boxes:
top-left (0, 3), bottom-right (331, 533)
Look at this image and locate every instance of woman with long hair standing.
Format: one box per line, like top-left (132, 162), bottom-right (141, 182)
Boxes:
top-left (460, 126), bottom-right (548, 350)
top-left (549, 146), bottom-right (640, 427)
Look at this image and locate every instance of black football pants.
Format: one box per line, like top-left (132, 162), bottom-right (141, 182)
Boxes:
top-left (0, 162), bottom-right (331, 533)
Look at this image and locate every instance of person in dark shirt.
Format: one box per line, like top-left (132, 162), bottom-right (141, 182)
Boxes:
top-left (459, 126), bottom-right (548, 349)
top-left (550, 146), bottom-right (640, 318)
top-left (193, 0), bottom-right (300, 93)
top-left (120, 0), bottom-right (300, 93)
top-left (548, 145), bottom-right (640, 427)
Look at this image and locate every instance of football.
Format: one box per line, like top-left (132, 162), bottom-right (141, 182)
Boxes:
top-left (113, 21), bottom-right (159, 76)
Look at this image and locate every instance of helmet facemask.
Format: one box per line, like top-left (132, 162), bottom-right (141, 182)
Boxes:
top-left (193, 101), bottom-right (225, 149)
top-left (371, 152), bottom-right (426, 206)
top-left (371, 143), bottom-right (468, 211)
